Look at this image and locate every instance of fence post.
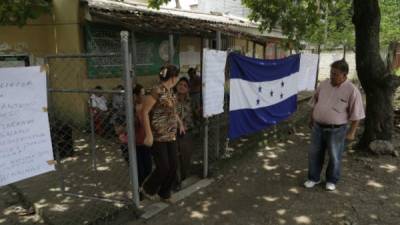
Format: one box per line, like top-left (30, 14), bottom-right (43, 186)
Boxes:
top-left (215, 31), bottom-right (222, 160)
top-left (45, 57), bottom-right (66, 193)
top-left (89, 100), bottom-right (97, 173)
top-left (121, 31), bottom-right (140, 208)
top-left (201, 38), bottom-right (209, 178)
top-left (203, 118), bottom-right (209, 178)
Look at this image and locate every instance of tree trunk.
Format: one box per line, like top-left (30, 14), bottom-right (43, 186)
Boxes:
top-left (353, 0), bottom-right (400, 150)
top-left (175, 0), bottom-right (181, 9)
top-left (387, 41), bottom-right (398, 73)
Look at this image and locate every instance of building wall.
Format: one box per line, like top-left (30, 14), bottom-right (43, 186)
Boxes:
top-left (232, 38), bottom-right (248, 55)
top-left (179, 36), bottom-right (202, 77)
top-left (265, 42), bottom-right (276, 59)
top-left (0, 0), bottom-right (88, 126)
top-left (50, 0), bottom-right (88, 125)
top-left (0, 15), bottom-right (55, 59)
top-left (52, 0), bottom-right (82, 54)
top-left (318, 50), bottom-right (357, 81)
top-left (198, 0), bottom-right (250, 17)
top-left (255, 43), bottom-right (264, 59)
top-left (0, 0), bottom-right (82, 57)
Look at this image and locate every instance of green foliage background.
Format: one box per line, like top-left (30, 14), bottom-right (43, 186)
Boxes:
top-left (0, 0), bottom-right (51, 27)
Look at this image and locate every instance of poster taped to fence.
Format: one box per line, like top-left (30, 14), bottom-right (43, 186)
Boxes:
top-left (202, 49), bottom-right (227, 117)
top-left (0, 66), bottom-right (54, 187)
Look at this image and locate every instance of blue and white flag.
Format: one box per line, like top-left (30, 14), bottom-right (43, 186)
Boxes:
top-left (228, 53), bottom-right (300, 139)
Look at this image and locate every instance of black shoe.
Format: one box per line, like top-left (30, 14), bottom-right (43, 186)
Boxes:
top-left (160, 196), bottom-right (173, 204)
top-left (140, 188), bottom-right (156, 200)
top-left (173, 183), bottom-right (182, 192)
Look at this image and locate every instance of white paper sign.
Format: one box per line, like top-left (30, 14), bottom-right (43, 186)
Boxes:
top-left (179, 47), bottom-right (200, 68)
top-left (0, 66), bottom-right (54, 186)
top-left (202, 49), bottom-right (227, 117)
top-left (295, 53), bottom-right (319, 91)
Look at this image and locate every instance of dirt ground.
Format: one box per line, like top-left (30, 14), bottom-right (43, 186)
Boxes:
top-left (131, 124), bottom-right (400, 225)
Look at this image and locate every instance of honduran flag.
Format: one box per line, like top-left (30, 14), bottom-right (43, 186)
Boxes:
top-left (228, 53), bottom-right (301, 139)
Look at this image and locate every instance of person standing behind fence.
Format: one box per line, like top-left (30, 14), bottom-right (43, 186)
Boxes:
top-left (141, 65), bottom-right (184, 202)
top-left (110, 85), bottom-right (125, 129)
top-left (133, 83), bottom-right (152, 188)
top-left (188, 68), bottom-right (202, 121)
top-left (114, 117), bottom-right (129, 163)
top-left (174, 77), bottom-right (194, 191)
top-left (113, 84), bottom-right (152, 188)
top-left (304, 60), bottom-right (365, 191)
top-left (89, 86), bottom-right (108, 136)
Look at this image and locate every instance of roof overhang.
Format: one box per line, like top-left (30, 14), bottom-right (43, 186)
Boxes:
top-left (83, 0), bottom-right (285, 43)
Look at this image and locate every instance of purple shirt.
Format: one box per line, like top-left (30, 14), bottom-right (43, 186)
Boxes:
top-left (312, 79), bottom-right (365, 125)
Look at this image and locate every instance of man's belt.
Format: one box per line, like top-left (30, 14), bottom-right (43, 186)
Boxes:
top-left (316, 122), bottom-right (347, 129)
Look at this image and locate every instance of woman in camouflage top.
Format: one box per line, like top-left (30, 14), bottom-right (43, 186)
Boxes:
top-left (141, 65), bottom-right (184, 202)
top-left (174, 77), bottom-right (195, 190)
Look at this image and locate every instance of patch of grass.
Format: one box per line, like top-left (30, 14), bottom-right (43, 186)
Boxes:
top-left (395, 68), bottom-right (400, 76)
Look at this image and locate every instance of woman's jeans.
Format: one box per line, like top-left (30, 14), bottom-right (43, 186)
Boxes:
top-left (142, 141), bottom-right (178, 199)
top-left (308, 123), bottom-right (348, 184)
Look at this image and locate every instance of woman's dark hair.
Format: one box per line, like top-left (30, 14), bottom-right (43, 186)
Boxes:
top-left (178, 77), bottom-right (190, 87)
top-left (133, 83), bottom-right (144, 96)
top-left (331, 60), bottom-right (349, 75)
top-left (174, 77), bottom-right (190, 93)
top-left (159, 64), bottom-right (180, 82)
top-left (187, 67), bottom-right (196, 76)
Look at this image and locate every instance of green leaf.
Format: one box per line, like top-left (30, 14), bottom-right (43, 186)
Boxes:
top-left (243, 0), bottom-right (355, 50)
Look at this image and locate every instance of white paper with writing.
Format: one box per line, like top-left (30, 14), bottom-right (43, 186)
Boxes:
top-left (0, 66), bottom-right (54, 186)
top-left (202, 49), bottom-right (227, 117)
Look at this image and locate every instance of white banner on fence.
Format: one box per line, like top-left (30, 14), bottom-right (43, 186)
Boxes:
top-left (295, 53), bottom-right (319, 91)
top-left (0, 66), bottom-right (54, 187)
top-left (202, 49), bottom-right (227, 117)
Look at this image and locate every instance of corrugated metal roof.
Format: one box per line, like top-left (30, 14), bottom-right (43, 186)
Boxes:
top-left (86, 0), bottom-right (260, 28)
top-left (84, 0), bottom-right (285, 41)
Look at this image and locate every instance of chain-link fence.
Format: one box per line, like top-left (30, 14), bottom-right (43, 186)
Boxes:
top-left (0, 31), bottom-right (313, 225)
top-left (0, 31), bottom-right (220, 225)
top-left (0, 32), bottom-right (140, 225)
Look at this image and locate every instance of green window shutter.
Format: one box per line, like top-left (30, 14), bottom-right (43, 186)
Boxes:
top-left (85, 23), bottom-right (122, 78)
top-left (85, 23), bottom-right (180, 78)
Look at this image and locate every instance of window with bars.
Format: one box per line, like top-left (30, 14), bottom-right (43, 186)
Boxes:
top-left (84, 23), bottom-right (180, 78)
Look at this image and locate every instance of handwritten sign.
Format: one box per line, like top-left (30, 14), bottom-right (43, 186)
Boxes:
top-left (0, 66), bottom-right (54, 186)
top-left (202, 49), bottom-right (227, 117)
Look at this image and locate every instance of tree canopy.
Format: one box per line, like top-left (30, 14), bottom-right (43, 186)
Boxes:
top-left (242, 0), bottom-right (399, 50)
top-left (148, 0), bottom-right (170, 9)
top-left (148, 0), bottom-right (181, 9)
top-left (241, 0), bottom-right (357, 50)
top-left (0, 0), bottom-right (51, 27)
top-left (380, 0), bottom-right (400, 47)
